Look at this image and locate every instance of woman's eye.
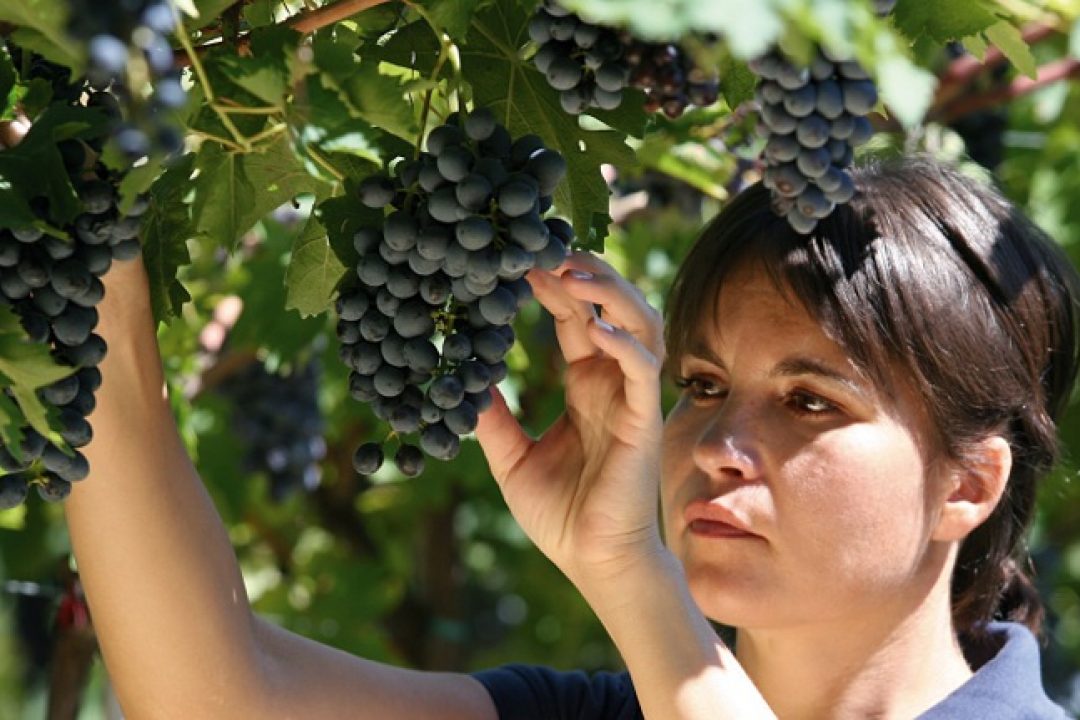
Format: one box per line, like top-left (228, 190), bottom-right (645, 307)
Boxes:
top-left (787, 390), bottom-right (837, 416)
top-left (674, 376), bottom-right (725, 400)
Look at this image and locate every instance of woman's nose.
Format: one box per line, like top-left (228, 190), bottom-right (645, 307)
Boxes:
top-left (690, 396), bottom-right (763, 483)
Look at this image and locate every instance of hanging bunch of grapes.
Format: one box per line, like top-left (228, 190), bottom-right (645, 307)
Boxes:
top-left (750, 47), bottom-right (878, 234)
top-left (221, 360), bottom-right (327, 502)
top-left (0, 77), bottom-right (145, 509)
top-left (335, 108), bottom-right (573, 478)
top-left (64, 0), bottom-right (187, 160)
top-left (529, 0), bottom-right (719, 118)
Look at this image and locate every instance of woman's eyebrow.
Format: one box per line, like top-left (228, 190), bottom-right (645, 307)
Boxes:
top-left (770, 356), bottom-right (871, 400)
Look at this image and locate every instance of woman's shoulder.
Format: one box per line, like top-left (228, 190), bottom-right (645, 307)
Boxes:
top-left (918, 621), bottom-right (1071, 719)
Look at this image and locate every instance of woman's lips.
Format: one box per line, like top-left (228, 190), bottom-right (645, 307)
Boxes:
top-left (688, 518), bottom-right (758, 538)
top-left (683, 499), bottom-right (761, 539)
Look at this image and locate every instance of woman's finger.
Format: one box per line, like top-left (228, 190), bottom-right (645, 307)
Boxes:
top-left (584, 317), bottom-right (663, 430)
top-left (526, 268), bottom-right (600, 365)
top-left (474, 385), bottom-right (535, 487)
top-left (558, 254), bottom-right (665, 360)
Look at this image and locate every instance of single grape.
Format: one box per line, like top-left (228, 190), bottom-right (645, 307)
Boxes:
top-left (0, 473), bottom-right (29, 510)
top-left (420, 423), bottom-right (460, 461)
top-left (359, 175), bottom-right (397, 208)
top-left (353, 442), bottom-right (384, 474)
top-left (443, 400), bottom-right (479, 435)
top-left (394, 444), bottom-right (425, 477)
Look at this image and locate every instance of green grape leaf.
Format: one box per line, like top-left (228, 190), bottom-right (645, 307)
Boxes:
top-left (0, 392), bottom-right (24, 450)
top-left (0, 105), bottom-right (110, 228)
top-left (876, 49), bottom-right (937, 130)
top-left (0, 0), bottom-right (80, 71)
top-left (337, 60), bottom-right (419, 144)
top-left (186, 0), bottom-right (240, 27)
top-left (191, 134), bottom-right (328, 250)
top-left (719, 56), bottom-right (758, 109)
top-left (316, 190), bottom-right (384, 266)
top-left (564, 0), bottom-right (784, 59)
top-left (420, 0), bottom-right (484, 42)
top-left (230, 215), bottom-right (325, 356)
top-left (984, 21), bottom-right (1037, 80)
top-left (142, 154), bottom-right (198, 323)
top-left (315, 27), bottom-right (419, 143)
top-left (289, 72), bottom-right (387, 170)
top-left (242, 0), bottom-right (276, 28)
top-left (0, 306), bottom-right (72, 441)
top-left (0, 46), bottom-right (25, 122)
top-left (892, 0), bottom-right (999, 44)
top-left (213, 26), bottom-right (302, 107)
top-left (961, 34), bottom-right (991, 61)
top-left (284, 215), bottom-right (348, 317)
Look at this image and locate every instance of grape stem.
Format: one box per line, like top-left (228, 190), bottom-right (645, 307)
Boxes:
top-left (172, 6), bottom-right (252, 151)
top-left (414, 33), bottom-right (454, 159)
top-left (288, 0), bottom-right (389, 34)
top-left (174, 0), bottom-right (392, 65)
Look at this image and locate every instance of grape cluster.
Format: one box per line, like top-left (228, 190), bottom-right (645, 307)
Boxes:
top-left (336, 108), bottom-right (572, 478)
top-left (0, 149), bottom-right (144, 510)
top-left (749, 47), bottom-right (878, 234)
top-left (622, 36), bottom-right (720, 118)
top-left (222, 360), bottom-right (327, 502)
top-left (529, 2), bottom-right (629, 114)
top-left (64, 0), bottom-right (186, 160)
top-left (529, 0), bottom-right (719, 118)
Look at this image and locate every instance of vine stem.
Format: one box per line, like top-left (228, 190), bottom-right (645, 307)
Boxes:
top-left (933, 23), bottom-right (1058, 110)
top-left (307, 144), bottom-right (346, 182)
top-left (175, 0), bottom-right (393, 65)
top-left (935, 57), bottom-right (1080, 124)
top-left (173, 5), bottom-right (251, 150)
top-left (287, 0), bottom-right (388, 34)
top-left (414, 33), bottom-right (454, 158)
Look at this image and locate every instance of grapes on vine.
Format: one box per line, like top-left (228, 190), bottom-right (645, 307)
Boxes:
top-left (220, 359), bottom-right (327, 502)
top-left (63, 0), bottom-right (186, 160)
top-left (337, 108), bottom-right (574, 477)
top-left (750, 46), bottom-right (878, 234)
top-left (529, 0), bottom-right (720, 118)
top-left (0, 70), bottom-right (144, 510)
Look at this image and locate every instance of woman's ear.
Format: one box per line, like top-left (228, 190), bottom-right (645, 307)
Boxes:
top-left (932, 435), bottom-right (1012, 542)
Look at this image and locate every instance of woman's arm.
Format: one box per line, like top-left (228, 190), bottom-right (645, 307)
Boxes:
top-left (66, 259), bottom-right (495, 719)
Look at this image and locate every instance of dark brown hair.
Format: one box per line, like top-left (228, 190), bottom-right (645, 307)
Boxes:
top-left (664, 156), bottom-right (1080, 640)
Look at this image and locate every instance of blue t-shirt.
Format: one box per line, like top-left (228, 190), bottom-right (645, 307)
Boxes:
top-left (472, 622), bottom-right (1070, 719)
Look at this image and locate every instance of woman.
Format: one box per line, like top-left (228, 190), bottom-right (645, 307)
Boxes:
top-left (66, 155), bottom-right (1077, 718)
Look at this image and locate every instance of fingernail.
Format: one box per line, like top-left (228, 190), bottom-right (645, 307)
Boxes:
top-left (594, 318), bottom-right (614, 333)
top-left (566, 270), bottom-right (593, 281)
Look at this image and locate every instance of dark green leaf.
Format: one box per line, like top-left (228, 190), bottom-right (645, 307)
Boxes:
top-left (420, 0), bottom-right (483, 42)
top-left (191, 134), bottom-right (328, 250)
top-left (0, 105), bottom-right (110, 227)
top-left (230, 215), bottom-right (326, 355)
top-left (0, 0), bottom-right (80, 71)
top-left (142, 154), bottom-right (198, 323)
top-left (214, 26), bottom-right (303, 107)
top-left (0, 46), bottom-right (23, 123)
top-left (284, 215), bottom-right (348, 317)
top-left (892, 0), bottom-right (999, 44)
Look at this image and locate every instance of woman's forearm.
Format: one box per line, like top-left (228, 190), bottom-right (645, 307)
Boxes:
top-left (579, 549), bottom-right (777, 720)
top-left (64, 260), bottom-right (266, 718)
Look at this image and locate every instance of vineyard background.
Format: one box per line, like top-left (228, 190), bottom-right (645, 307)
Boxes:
top-left (1, 0), bottom-right (1080, 716)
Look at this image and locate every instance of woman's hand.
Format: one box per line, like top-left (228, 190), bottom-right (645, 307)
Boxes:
top-left (475, 252), bottom-right (667, 588)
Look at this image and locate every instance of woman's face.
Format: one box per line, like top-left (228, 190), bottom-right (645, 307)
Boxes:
top-left (661, 264), bottom-right (952, 630)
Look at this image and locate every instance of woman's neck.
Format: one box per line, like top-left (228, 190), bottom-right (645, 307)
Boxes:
top-left (734, 588), bottom-right (973, 719)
